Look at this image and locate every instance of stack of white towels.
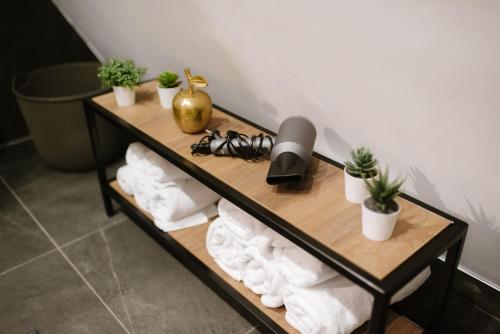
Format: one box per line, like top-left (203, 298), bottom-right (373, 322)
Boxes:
top-left (117, 143), bottom-right (220, 232)
top-left (206, 198), bottom-right (431, 334)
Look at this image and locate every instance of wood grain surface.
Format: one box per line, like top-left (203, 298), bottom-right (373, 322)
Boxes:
top-left (95, 81), bottom-right (451, 279)
top-left (110, 180), bottom-right (421, 334)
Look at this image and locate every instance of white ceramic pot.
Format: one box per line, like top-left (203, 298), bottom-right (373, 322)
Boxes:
top-left (113, 86), bottom-right (135, 107)
top-left (157, 84), bottom-right (181, 109)
top-left (361, 197), bottom-right (401, 241)
top-left (344, 167), bottom-right (373, 204)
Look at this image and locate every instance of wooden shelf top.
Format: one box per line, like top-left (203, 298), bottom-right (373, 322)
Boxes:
top-left (94, 81), bottom-right (451, 280)
top-left (109, 180), bottom-right (421, 334)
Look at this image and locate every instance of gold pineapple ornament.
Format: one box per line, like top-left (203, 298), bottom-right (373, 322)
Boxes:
top-left (172, 68), bottom-right (213, 134)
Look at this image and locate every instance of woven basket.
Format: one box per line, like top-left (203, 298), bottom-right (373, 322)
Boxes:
top-left (12, 62), bottom-right (127, 171)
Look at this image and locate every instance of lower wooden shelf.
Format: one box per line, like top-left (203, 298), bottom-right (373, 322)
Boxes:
top-left (109, 180), bottom-right (421, 334)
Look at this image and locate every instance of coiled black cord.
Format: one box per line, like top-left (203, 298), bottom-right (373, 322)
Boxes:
top-left (191, 129), bottom-right (274, 160)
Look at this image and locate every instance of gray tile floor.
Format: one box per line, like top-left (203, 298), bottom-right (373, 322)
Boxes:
top-left (0, 149), bottom-right (255, 334)
top-left (2, 142), bottom-right (499, 334)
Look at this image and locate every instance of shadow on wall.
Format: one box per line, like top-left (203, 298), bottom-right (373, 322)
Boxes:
top-left (409, 167), bottom-right (446, 210)
top-left (122, 0), bottom-right (281, 133)
top-left (409, 166), bottom-right (500, 286)
top-left (323, 126), bottom-right (353, 162)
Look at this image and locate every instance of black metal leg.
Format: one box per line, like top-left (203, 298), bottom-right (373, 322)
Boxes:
top-left (368, 293), bottom-right (390, 334)
top-left (427, 237), bottom-right (465, 333)
top-left (84, 101), bottom-right (114, 216)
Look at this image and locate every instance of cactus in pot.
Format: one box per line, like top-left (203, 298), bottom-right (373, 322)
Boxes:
top-left (157, 70), bottom-right (182, 109)
top-left (344, 147), bottom-right (378, 203)
top-left (361, 167), bottom-right (405, 241)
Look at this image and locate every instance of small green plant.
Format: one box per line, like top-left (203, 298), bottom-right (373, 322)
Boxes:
top-left (157, 71), bottom-right (181, 88)
top-left (97, 58), bottom-right (146, 89)
top-left (345, 147), bottom-right (378, 178)
top-left (364, 167), bottom-right (405, 213)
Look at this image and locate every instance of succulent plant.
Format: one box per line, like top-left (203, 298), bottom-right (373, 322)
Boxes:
top-left (98, 58), bottom-right (146, 89)
top-left (364, 167), bottom-right (405, 213)
top-left (345, 147), bottom-right (378, 178)
top-left (157, 70), bottom-right (181, 88)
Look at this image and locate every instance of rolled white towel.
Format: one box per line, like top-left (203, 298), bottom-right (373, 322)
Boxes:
top-left (125, 142), bottom-right (149, 169)
top-left (116, 165), bottom-right (141, 195)
top-left (283, 267), bottom-right (431, 334)
top-left (149, 179), bottom-right (221, 222)
top-left (206, 217), bottom-right (252, 281)
top-left (142, 150), bottom-right (190, 184)
top-left (133, 178), bottom-right (157, 212)
top-left (272, 237), bottom-right (337, 288)
top-left (283, 276), bottom-right (373, 334)
top-left (218, 198), bottom-right (265, 245)
top-left (154, 204), bottom-right (218, 232)
top-left (241, 238), bottom-right (287, 308)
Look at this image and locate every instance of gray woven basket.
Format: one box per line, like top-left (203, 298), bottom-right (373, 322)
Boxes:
top-left (12, 62), bottom-right (127, 171)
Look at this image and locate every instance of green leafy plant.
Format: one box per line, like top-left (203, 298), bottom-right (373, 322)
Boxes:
top-left (97, 58), bottom-right (146, 89)
top-left (157, 71), bottom-right (181, 88)
top-left (345, 147), bottom-right (378, 178)
top-left (364, 167), bottom-right (405, 213)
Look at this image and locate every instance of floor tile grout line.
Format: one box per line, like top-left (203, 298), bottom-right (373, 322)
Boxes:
top-left (59, 216), bottom-right (128, 249)
top-left (244, 326), bottom-right (258, 334)
top-left (0, 248), bottom-right (58, 276)
top-left (0, 211), bottom-right (127, 278)
top-left (100, 229), bottom-right (137, 334)
top-left (0, 176), bottom-right (131, 334)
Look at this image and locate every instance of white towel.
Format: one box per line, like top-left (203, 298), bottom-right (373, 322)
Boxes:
top-left (206, 217), bottom-right (252, 281)
top-left (133, 178), bottom-right (158, 212)
top-left (142, 150), bottom-right (190, 184)
top-left (116, 165), bottom-right (141, 195)
top-left (241, 236), bottom-right (287, 308)
top-left (283, 267), bottom-right (431, 334)
top-left (273, 237), bottom-right (338, 288)
top-left (218, 198), bottom-right (265, 245)
top-left (154, 204), bottom-right (218, 232)
top-left (149, 179), bottom-right (221, 222)
top-left (125, 142), bottom-right (149, 169)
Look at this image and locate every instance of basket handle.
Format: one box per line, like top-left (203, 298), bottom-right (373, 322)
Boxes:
top-left (11, 71), bottom-right (30, 96)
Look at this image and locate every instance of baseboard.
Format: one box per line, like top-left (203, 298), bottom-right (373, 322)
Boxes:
top-left (432, 258), bottom-right (500, 319)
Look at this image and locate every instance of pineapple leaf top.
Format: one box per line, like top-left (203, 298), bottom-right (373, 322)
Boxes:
top-left (345, 147), bottom-right (378, 178)
top-left (364, 167), bottom-right (405, 213)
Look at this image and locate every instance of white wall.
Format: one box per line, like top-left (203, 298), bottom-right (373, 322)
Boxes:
top-left (53, 0), bottom-right (500, 289)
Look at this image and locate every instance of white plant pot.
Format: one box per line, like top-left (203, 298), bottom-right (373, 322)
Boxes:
top-left (157, 84), bottom-right (181, 109)
top-left (113, 86), bottom-right (135, 107)
top-left (344, 167), bottom-right (373, 204)
top-left (361, 197), bottom-right (401, 241)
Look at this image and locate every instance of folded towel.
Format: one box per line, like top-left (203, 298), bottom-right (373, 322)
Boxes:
top-left (241, 240), bottom-right (287, 308)
top-left (154, 204), bottom-right (218, 232)
top-left (149, 179), bottom-right (221, 222)
top-left (125, 142), bottom-right (149, 169)
top-left (283, 267), bottom-right (431, 334)
top-left (206, 217), bottom-right (252, 281)
top-left (133, 178), bottom-right (158, 212)
top-left (142, 150), bottom-right (190, 184)
top-left (272, 237), bottom-right (338, 288)
top-left (116, 165), bottom-right (141, 195)
top-left (218, 198), bottom-right (265, 245)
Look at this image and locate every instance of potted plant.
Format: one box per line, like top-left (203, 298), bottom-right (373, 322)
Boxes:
top-left (97, 58), bottom-right (146, 107)
top-left (344, 147), bottom-right (378, 204)
top-left (362, 168), bottom-right (405, 241)
top-left (157, 70), bottom-right (181, 109)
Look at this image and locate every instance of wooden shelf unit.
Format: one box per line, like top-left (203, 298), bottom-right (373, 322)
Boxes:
top-left (85, 81), bottom-right (467, 334)
top-left (109, 180), bottom-right (420, 334)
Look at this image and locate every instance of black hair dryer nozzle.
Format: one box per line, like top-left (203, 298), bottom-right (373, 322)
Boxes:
top-left (266, 116), bottom-right (316, 185)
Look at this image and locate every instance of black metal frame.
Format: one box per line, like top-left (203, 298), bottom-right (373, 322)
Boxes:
top-left (84, 94), bottom-right (467, 334)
